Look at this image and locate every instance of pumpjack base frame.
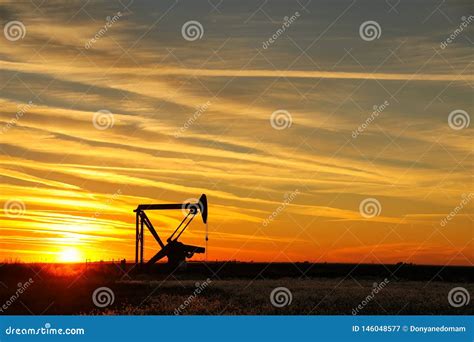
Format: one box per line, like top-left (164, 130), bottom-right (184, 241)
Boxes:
top-left (134, 195), bottom-right (207, 267)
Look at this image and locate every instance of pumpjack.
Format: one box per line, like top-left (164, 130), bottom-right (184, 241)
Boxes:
top-left (134, 194), bottom-right (208, 268)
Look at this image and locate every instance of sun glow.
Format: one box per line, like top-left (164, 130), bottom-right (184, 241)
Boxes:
top-left (58, 247), bottom-right (82, 263)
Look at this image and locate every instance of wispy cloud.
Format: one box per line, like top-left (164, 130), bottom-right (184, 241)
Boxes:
top-left (0, 0), bottom-right (471, 265)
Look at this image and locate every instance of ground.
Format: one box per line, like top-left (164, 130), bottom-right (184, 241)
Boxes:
top-left (0, 262), bottom-right (472, 315)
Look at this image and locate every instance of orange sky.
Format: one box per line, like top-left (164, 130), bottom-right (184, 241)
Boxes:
top-left (0, 1), bottom-right (472, 265)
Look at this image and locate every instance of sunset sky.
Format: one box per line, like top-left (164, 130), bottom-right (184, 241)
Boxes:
top-left (0, 0), bottom-right (472, 265)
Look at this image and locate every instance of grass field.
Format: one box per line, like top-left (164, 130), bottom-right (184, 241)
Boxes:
top-left (0, 262), bottom-right (472, 315)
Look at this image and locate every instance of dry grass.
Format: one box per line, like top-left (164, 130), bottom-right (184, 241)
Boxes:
top-left (101, 278), bottom-right (473, 315)
top-left (0, 263), bottom-right (472, 315)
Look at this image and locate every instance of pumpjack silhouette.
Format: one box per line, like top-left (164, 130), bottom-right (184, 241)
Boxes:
top-left (134, 194), bottom-right (207, 268)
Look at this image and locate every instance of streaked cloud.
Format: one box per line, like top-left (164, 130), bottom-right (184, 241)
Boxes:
top-left (0, 0), bottom-right (471, 265)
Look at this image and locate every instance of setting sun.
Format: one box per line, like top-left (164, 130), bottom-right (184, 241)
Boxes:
top-left (58, 247), bottom-right (83, 263)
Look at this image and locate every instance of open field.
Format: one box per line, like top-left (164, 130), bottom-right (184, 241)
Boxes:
top-left (0, 262), bottom-right (472, 315)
